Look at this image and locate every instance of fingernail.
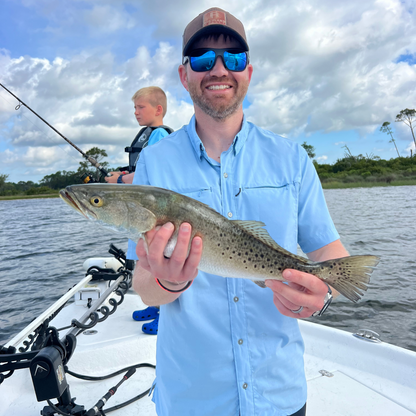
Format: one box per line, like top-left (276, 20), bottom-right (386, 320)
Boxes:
top-left (283, 270), bottom-right (292, 280)
top-left (163, 222), bottom-right (174, 230)
top-left (181, 223), bottom-right (190, 232)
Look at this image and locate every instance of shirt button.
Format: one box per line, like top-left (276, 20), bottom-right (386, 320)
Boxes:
top-left (228, 212), bottom-right (233, 218)
top-left (243, 383), bottom-right (248, 389)
top-left (223, 172), bottom-right (228, 178)
top-left (234, 296), bottom-right (239, 302)
top-left (238, 339), bottom-right (243, 345)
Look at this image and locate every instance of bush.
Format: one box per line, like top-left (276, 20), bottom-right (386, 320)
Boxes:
top-left (26, 186), bottom-right (55, 195)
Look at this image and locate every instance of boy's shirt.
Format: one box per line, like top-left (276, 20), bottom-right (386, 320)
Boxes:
top-left (147, 127), bottom-right (169, 147)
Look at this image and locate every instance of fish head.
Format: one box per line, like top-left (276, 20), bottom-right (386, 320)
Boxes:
top-left (59, 184), bottom-right (158, 239)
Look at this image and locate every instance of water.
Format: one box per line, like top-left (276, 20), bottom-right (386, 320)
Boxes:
top-left (1, 186), bottom-right (415, 351)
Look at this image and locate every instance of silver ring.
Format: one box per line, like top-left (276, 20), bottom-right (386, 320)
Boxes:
top-left (290, 306), bottom-right (303, 314)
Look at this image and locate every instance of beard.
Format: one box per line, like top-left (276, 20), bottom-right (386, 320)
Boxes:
top-left (187, 76), bottom-right (249, 121)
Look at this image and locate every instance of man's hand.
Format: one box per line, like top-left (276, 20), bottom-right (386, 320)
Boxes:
top-left (136, 222), bottom-right (203, 288)
top-left (265, 270), bottom-right (329, 318)
top-left (105, 172), bottom-right (122, 183)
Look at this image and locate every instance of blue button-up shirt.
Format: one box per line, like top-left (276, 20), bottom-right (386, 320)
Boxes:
top-left (133, 115), bottom-right (339, 416)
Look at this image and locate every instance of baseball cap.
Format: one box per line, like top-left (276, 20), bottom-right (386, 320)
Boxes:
top-left (182, 7), bottom-right (249, 57)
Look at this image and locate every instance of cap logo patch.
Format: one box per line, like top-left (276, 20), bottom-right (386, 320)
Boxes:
top-left (203, 11), bottom-right (226, 27)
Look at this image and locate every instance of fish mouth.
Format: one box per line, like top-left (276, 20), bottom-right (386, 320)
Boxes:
top-left (59, 189), bottom-right (97, 220)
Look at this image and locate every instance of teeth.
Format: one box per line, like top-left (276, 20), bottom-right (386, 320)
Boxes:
top-left (208, 85), bottom-right (231, 90)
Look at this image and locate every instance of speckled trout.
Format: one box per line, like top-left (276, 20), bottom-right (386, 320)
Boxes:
top-left (60, 184), bottom-right (379, 302)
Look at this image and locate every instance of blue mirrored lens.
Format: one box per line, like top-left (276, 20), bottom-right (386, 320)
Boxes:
top-left (189, 50), bottom-right (247, 72)
top-left (224, 51), bottom-right (247, 71)
top-left (190, 51), bottom-right (216, 71)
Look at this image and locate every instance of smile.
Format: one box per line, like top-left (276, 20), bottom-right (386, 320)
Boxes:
top-left (207, 85), bottom-right (231, 90)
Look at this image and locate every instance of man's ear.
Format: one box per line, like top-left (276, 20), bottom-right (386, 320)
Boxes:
top-left (178, 64), bottom-right (189, 91)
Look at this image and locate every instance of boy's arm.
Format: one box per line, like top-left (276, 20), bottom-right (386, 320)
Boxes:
top-left (104, 172), bottom-right (134, 184)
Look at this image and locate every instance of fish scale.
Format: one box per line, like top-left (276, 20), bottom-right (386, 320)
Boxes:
top-left (60, 184), bottom-right (380, 302)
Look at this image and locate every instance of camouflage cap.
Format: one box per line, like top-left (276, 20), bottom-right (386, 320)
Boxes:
top-left (182, 7), bottom-right (249, 57)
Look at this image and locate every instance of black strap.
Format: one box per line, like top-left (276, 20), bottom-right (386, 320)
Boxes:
top-left (124, 125), bottom-right (173, 172)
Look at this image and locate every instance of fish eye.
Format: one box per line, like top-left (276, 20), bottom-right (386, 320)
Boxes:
top-left (90, 196), bottom-right (103, 207)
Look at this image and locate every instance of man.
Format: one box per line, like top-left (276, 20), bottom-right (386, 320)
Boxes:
top-left (132, 7), bottom-right (349, 416)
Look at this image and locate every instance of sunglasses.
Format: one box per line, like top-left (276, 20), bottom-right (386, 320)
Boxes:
top-left (183, 48), bottom-right (249, 72)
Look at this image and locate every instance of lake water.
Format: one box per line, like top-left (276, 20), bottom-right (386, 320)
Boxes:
top-left (0, 186), bottom-right (415, 351)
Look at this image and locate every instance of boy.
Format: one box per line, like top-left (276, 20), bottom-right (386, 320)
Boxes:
top-left (105, 86), bottom-right (173, 185)
top-left (106, 86), bottom-right (173, 335)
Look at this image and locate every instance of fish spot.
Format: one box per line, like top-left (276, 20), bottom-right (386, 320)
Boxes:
top-left (250, 249), bottom-right (253, 253)
top-left (218, 243), bottom-right (221, 247)
top-left (270, 271), bottom-right (273, 274)
top-left (255, 254), bottom-right (258, 257)
top-left (254, 265), bottom-right (257, 268)
top-left (238, 253), bottom-right (241, 256)
top-left (262, 265), bottom-right (265, 269)
top-left (261, 254), bottom-right (264, 258)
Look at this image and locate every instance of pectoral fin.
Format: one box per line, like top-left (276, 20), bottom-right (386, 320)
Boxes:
top-left (252, 280), bottom-right (267, 288)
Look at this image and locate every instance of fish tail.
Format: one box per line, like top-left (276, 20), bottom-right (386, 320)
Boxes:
top-left (313, 255), bottom-right (380, 303)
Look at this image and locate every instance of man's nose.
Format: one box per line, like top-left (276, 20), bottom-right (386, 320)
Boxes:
top-left (209, 56), bottom-right (229, 77)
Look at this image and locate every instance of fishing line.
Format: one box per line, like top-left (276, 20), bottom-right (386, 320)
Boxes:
top-left (0, 83), bottom-right (110, 178)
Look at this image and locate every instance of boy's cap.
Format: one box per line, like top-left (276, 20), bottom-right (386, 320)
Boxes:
top-left (182, 8), bottom-right (248, 57)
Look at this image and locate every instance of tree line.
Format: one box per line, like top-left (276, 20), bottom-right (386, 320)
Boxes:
top-left (0, 147), bottom-right (112, 197)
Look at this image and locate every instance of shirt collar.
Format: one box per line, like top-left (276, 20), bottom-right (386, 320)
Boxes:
top-left (187, 114), bottom-right (250, 160)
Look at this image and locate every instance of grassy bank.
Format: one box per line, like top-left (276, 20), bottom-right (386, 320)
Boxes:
top-left (321, 179), bottom-right (416, 189)
top-left (0, 193), bottom-right (59, 201)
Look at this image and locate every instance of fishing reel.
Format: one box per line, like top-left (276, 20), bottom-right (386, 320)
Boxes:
top-left (80, 172), bottom-right (100, 184)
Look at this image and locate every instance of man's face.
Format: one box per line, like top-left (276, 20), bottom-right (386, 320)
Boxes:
top-left (134, 97), bottom-right (159, 127)
top-left (179, 35), bottom-right (253, 120)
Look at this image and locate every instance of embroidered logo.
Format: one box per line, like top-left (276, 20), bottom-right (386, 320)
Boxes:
top-left (203, 11), bottom-right (226, 27)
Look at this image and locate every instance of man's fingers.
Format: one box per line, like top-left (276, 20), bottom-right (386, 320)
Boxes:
top-left (146, 222), bottom-right (175, 265)
top-left (283, 269), bottom-right (327, 296)
top-left (182, 236), bottom-right (203, 279)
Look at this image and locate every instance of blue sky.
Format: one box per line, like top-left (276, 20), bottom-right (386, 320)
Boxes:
top-left (1, 0), bottom-right (415, 183)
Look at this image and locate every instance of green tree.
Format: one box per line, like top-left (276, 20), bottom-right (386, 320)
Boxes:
top-left (380, 122), bottom-right (400, 157)
top-left (77, 147), bottom-right (109, 180)
top-left (0, 173), bottom-right (9, 188)
top-left (395, 109), bottom-right (416, 149)
top-left (301, 141), bottom-right (316, 159)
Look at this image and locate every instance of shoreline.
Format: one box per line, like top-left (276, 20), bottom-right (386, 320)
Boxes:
top-left (1, 180), bottom-right (416, 201)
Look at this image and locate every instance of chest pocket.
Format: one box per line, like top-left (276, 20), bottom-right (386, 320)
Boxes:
top-left (178, 187), bottom-right (216, 208)
top-left (236, 184), bottom-right (298, 248)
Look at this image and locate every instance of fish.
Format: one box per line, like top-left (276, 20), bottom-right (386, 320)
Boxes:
top-left (59, 184), bottom-right (380, 302)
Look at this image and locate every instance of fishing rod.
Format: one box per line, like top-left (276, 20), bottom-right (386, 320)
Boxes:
top-left (0, 83), bottom-right (110, 182)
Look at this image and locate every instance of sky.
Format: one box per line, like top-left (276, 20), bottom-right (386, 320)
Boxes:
top-left (0, 0), bottom-right (415, 183)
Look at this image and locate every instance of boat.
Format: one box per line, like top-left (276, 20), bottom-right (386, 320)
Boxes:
top-left (1, 245), bottom-right (415, 416)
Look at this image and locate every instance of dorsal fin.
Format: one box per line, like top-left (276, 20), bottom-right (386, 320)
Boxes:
top-left (231, 220), bottom-right (299, 259)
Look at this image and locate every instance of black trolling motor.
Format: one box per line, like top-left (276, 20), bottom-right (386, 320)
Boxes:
top-left (0, 82), bottom-right (110, 183)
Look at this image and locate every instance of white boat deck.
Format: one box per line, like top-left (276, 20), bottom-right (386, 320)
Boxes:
top-left (1, 281), bottom-right (415, 415)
